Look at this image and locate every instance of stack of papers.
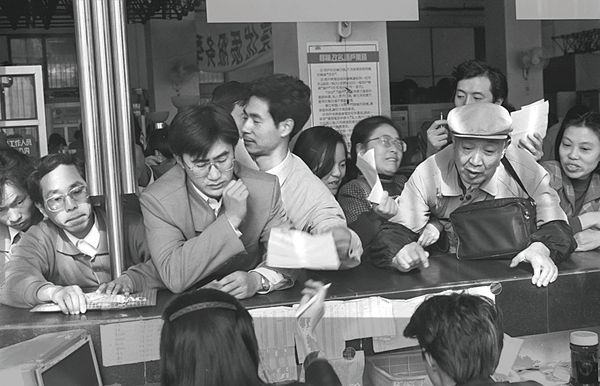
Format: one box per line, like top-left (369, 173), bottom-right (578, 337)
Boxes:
top-left (266, 228), bottom-right (340, 270)
top-left (356, 149), bottom-right (384, 204)
top-left (510, 99), bottom-right (549, 144)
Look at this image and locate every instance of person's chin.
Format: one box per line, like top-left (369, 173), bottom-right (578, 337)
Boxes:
top-left (64, 213), bottom-right (92, 234)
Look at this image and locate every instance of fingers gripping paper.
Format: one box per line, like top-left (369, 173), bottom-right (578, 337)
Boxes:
top-left (266, 228), bottom-right (340, 270)
top-left (356, 149), bottom-right (384, 204)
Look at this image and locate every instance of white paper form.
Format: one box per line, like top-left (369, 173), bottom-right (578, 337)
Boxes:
top-left (495, 334), bottom-right (524, 376)
top-left (372, 285), bottom-right (496, 352)
top-left (356, 149), bottom-right (384, 204)
top-left (295, 307), bottom-right (346, 360)
top-left (510, 99), bottom-right (549, 144)
top-left (266, 228), bottom-right (340, 270)
top-left (100, 318), bottom-right (163, 366)
top-left (258, 347), bottom-right (298, 383)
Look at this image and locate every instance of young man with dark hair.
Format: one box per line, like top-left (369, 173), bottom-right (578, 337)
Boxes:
top-left (0, 153), bottom-right (150, 314)
top-left (426, 60), bottom-right (542, 159)
top-left (404, 293), bottom-right (541, 386)
top-left (242, 74), bottom-right (362, 266)
top-left (104, 104), bottom-right (294, 298)
top-left (0, 148), bottom-right (42, 282)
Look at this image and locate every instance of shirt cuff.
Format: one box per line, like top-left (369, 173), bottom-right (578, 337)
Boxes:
top-left (226, 218), bottom-right (243, 238)
top-left (250, 267), bottom-right (285, 294)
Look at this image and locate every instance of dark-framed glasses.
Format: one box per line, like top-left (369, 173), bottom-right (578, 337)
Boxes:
top-left (366, 135), bottom-right (404, 150)
top-left (44, 185), bottom-right (89, 212)
top-left (183, 156), bottom-right (235, 178)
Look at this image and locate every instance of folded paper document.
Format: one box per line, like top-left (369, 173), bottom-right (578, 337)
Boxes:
top-left (510, 99), bottom-right (549, 144)
top-left (356, 149), bottom-right (384, 204)
top-left (266, 228), bottom-right (340, 270)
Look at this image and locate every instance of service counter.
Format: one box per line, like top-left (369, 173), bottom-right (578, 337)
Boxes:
top-left (1, 251), bottom-right (600, 385)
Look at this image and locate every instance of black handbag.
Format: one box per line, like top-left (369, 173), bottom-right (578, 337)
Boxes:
top-left (449, 158), bottom-right (537, 260)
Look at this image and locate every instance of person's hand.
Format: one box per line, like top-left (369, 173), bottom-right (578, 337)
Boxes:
top-left (574, 229), bottom-right (600, 251)
top-left (372, 191), bottom-right (398, 220)
top-left (145, 154), bottom-right (164, 166)
top-left (223, 180), bottom-right (249, 229)
top-left (417, 223), bottom-right (440, 247)
top-left (97, 274), bottom-right (134, 296)
top-left (217, 271), bottom-right (261, 299)
top-left (510, 242), bottom-right (557, 287)
top-left (299, 280), bottom-right (328, 328)
top-left (426, 120), bottom-right (449, 155)
top-left (50, 285), bottom-right (87, 315)
top-left (330, 226), bottom-right (352, 260)
top-left (392, 242), bottom-right (430, 272)
top-left (518, 133), bottom-right (544, 161)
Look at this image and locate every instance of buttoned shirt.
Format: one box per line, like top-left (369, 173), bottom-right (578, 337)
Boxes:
top-left (65, 216), bottom-right (100, 260)
top-left (391, 144), bottom-right (567, 250)
top-left (266, 152), bottom-right (363, 261)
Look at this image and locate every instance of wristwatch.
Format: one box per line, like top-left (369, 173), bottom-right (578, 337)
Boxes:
top-left (259, 274), bottom-right (270, 292)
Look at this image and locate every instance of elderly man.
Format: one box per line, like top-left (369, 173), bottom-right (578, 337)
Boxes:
top-left (0, 153), bottom-right (149, 313)
top-left (404, 293), bottom-right (541, 386)
top-left (242, 74), bottom-right (362, 266)
top-left (425, 60), bottom-right (542, 160)
top-left (370, 103), bottom-right (575, 287)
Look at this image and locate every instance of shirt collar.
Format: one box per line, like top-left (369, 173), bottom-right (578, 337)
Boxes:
top-left (190, 182), bottom-right (223, 215)
top-left (265, 151), bottom-right (293, 185)
top-left (65, 214), bottom-right (100, 252)
top-left (8, 226), bottom-right (20, 245)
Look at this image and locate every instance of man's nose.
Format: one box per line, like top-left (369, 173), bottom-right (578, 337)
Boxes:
top-left (7, 208), bottom-right (22, 223)
top-left (469, 150), bottom-right (484, 165)
top-left (64, 195), bottom-right (78, 211)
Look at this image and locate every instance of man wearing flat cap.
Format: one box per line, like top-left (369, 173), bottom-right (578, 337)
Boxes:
top-left (368, 103), bottom-right (575, 287)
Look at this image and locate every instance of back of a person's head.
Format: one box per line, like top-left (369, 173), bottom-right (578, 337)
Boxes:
top-left (452, 60), bottom-right (507, 103)
top-left (293, 126), bottom-right (346, 179)
top-left (211, 81), bottom-right (250, 113)
top-left (168, 104), bottom-right (239, 159)
top-left (161, 289), bottom-right (263, 386)
top-left (48, 133), bottom-right (67, 154)
top-left (249, 74), bottom-right (312, 138)
top-left (404, 293), bottom-right (503, 384)
top-left (28, 153), bottom-right (83, 206)
top-left (148, 127), bottom-right (173, 159)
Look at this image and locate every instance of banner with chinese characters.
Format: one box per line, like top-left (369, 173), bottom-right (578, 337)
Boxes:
top-left (195, 19), bottom-right (272, 72)
top-left (307, 41), bottom-right (381, 147)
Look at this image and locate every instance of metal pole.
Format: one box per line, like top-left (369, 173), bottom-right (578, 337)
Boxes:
top-left (109, 0), bottom-right (136, 194)
top-left (91, 0), bottom-right (125, 279)
top-left (73, 0), bottom-right (103, 196)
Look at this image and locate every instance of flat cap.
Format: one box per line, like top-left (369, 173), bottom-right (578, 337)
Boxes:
top-left (447, 103), bottom-right (512, 140)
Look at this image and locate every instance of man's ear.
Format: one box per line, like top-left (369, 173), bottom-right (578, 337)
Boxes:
top-left (278, 118), bottom-right (295, 138)
top-left (401, 140), bottom-right (407, 153)
top-left (355, 143), bottom-right (366, 156)
top-left (502, 138), bottom-right (511, 157)
top-left (35, 203), bottom-right (48, 219)
top-left (494, 98), bottom-right (504, 106)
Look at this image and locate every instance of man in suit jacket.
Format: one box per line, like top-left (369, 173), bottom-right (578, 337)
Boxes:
top-left (103, 104), bottom-right (293, 299)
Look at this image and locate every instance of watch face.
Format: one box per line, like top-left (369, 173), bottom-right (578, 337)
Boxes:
top-left (261, 276), bottom-right (269, 291)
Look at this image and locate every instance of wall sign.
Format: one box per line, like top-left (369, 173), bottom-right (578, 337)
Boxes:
top-left (307, 41), bottom-right (381, 147)
top-left (516, 0), bottom-right (600, 19)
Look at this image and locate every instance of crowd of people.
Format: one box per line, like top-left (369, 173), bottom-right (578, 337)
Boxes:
top-left (0, 59), bottom-right (597, 385)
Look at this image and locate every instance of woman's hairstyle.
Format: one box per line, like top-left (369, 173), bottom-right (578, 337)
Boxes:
top-left (346, 115), bottom-right (402, 181)
top-left (554, 105), bottom-right (592, 162)
top-left (160, 289), bottom-right (263, 386)
top-left (293, 126), bottom-right (347, 179)
top-left (404, 293), bottom-right (503, 385)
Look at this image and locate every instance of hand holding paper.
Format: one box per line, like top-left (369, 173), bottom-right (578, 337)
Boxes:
top-left (510, 99), bottom-right (549, 145)
top-left (266, 228), bottom-right (340, 270)
top-left (356, 149), bottom-right (384, 204)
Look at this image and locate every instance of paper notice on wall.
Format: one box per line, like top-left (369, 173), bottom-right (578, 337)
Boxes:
top-left (308, 41), bottom-right (380, 149)
top-left (266, 228), bottom-right (340, 270)
top-left (100, 318), bottom-right (163, 366)
top-left (510, 99), bottom-right (549, 144)
top-left (249, 306), bottom-right (296, 349)
top-left (356, 148), bottom-right (384, 204)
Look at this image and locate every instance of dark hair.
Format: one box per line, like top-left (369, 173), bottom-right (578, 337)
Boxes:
top-left (249, 74), bottom-right (311, 138)
top-left (148, 126), bottom-right (173, 159)
top-left (554, 105), bottom-right (592, 162)
top-left (404, 293), bottom-right (503, 385)
top-left (161, 289), bottom-right (263, 386)
top-left (452, 60), bottom-right (508, 104)
top-left (169, 104), bottom-right (239, 158)
top-left (293, 126), bottom-right (347, 179)
top-left (346, 115), bottom-right (402, 181)
top-left (211, 81), bottom-right (250, 114)
top-left (0, 148), bottom-right (34, 200)
top-left (28, 153), bottom-right (84, 206)
top-left (48, 133), bottom-right (67, 154)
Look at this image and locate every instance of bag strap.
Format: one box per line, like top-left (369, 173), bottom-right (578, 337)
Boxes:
top-left (501, 157), bottom-right (533, 201)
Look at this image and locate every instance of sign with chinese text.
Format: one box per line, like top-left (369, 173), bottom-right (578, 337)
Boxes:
top-left (196, 20), bottom-right (272, 72)
top-left (6, 134), bottom-right (39, 158)
top-left (206, 0), bottom-right (418, 22)
top-left (307, 42), bottom-right (380, 147)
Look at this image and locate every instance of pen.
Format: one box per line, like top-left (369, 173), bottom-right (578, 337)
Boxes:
top-left (440, 112), bottom-right (444, 120)
top-left (296, 283), bottom-right (332, 318)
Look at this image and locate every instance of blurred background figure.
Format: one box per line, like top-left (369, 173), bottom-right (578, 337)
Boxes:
top-left (47, 133), bottom-right (68, 154)
top-left (293, 126), bottom-right (347, 196)
top-left (146, 125), bottom-right (176, 180)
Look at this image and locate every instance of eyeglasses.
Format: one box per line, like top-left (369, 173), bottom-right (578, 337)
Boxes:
top-left (44, 185), bottom-right (89, 212)
top-left (183, 156), bottom-right (235, 178)
top-left (366, 135), bottom-right (404, 150)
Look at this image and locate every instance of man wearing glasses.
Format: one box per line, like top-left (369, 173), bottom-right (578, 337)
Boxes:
top-left (107, 104), bottom-right (293, 299)
top-left (0, 153), bottom-right (150, 313)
